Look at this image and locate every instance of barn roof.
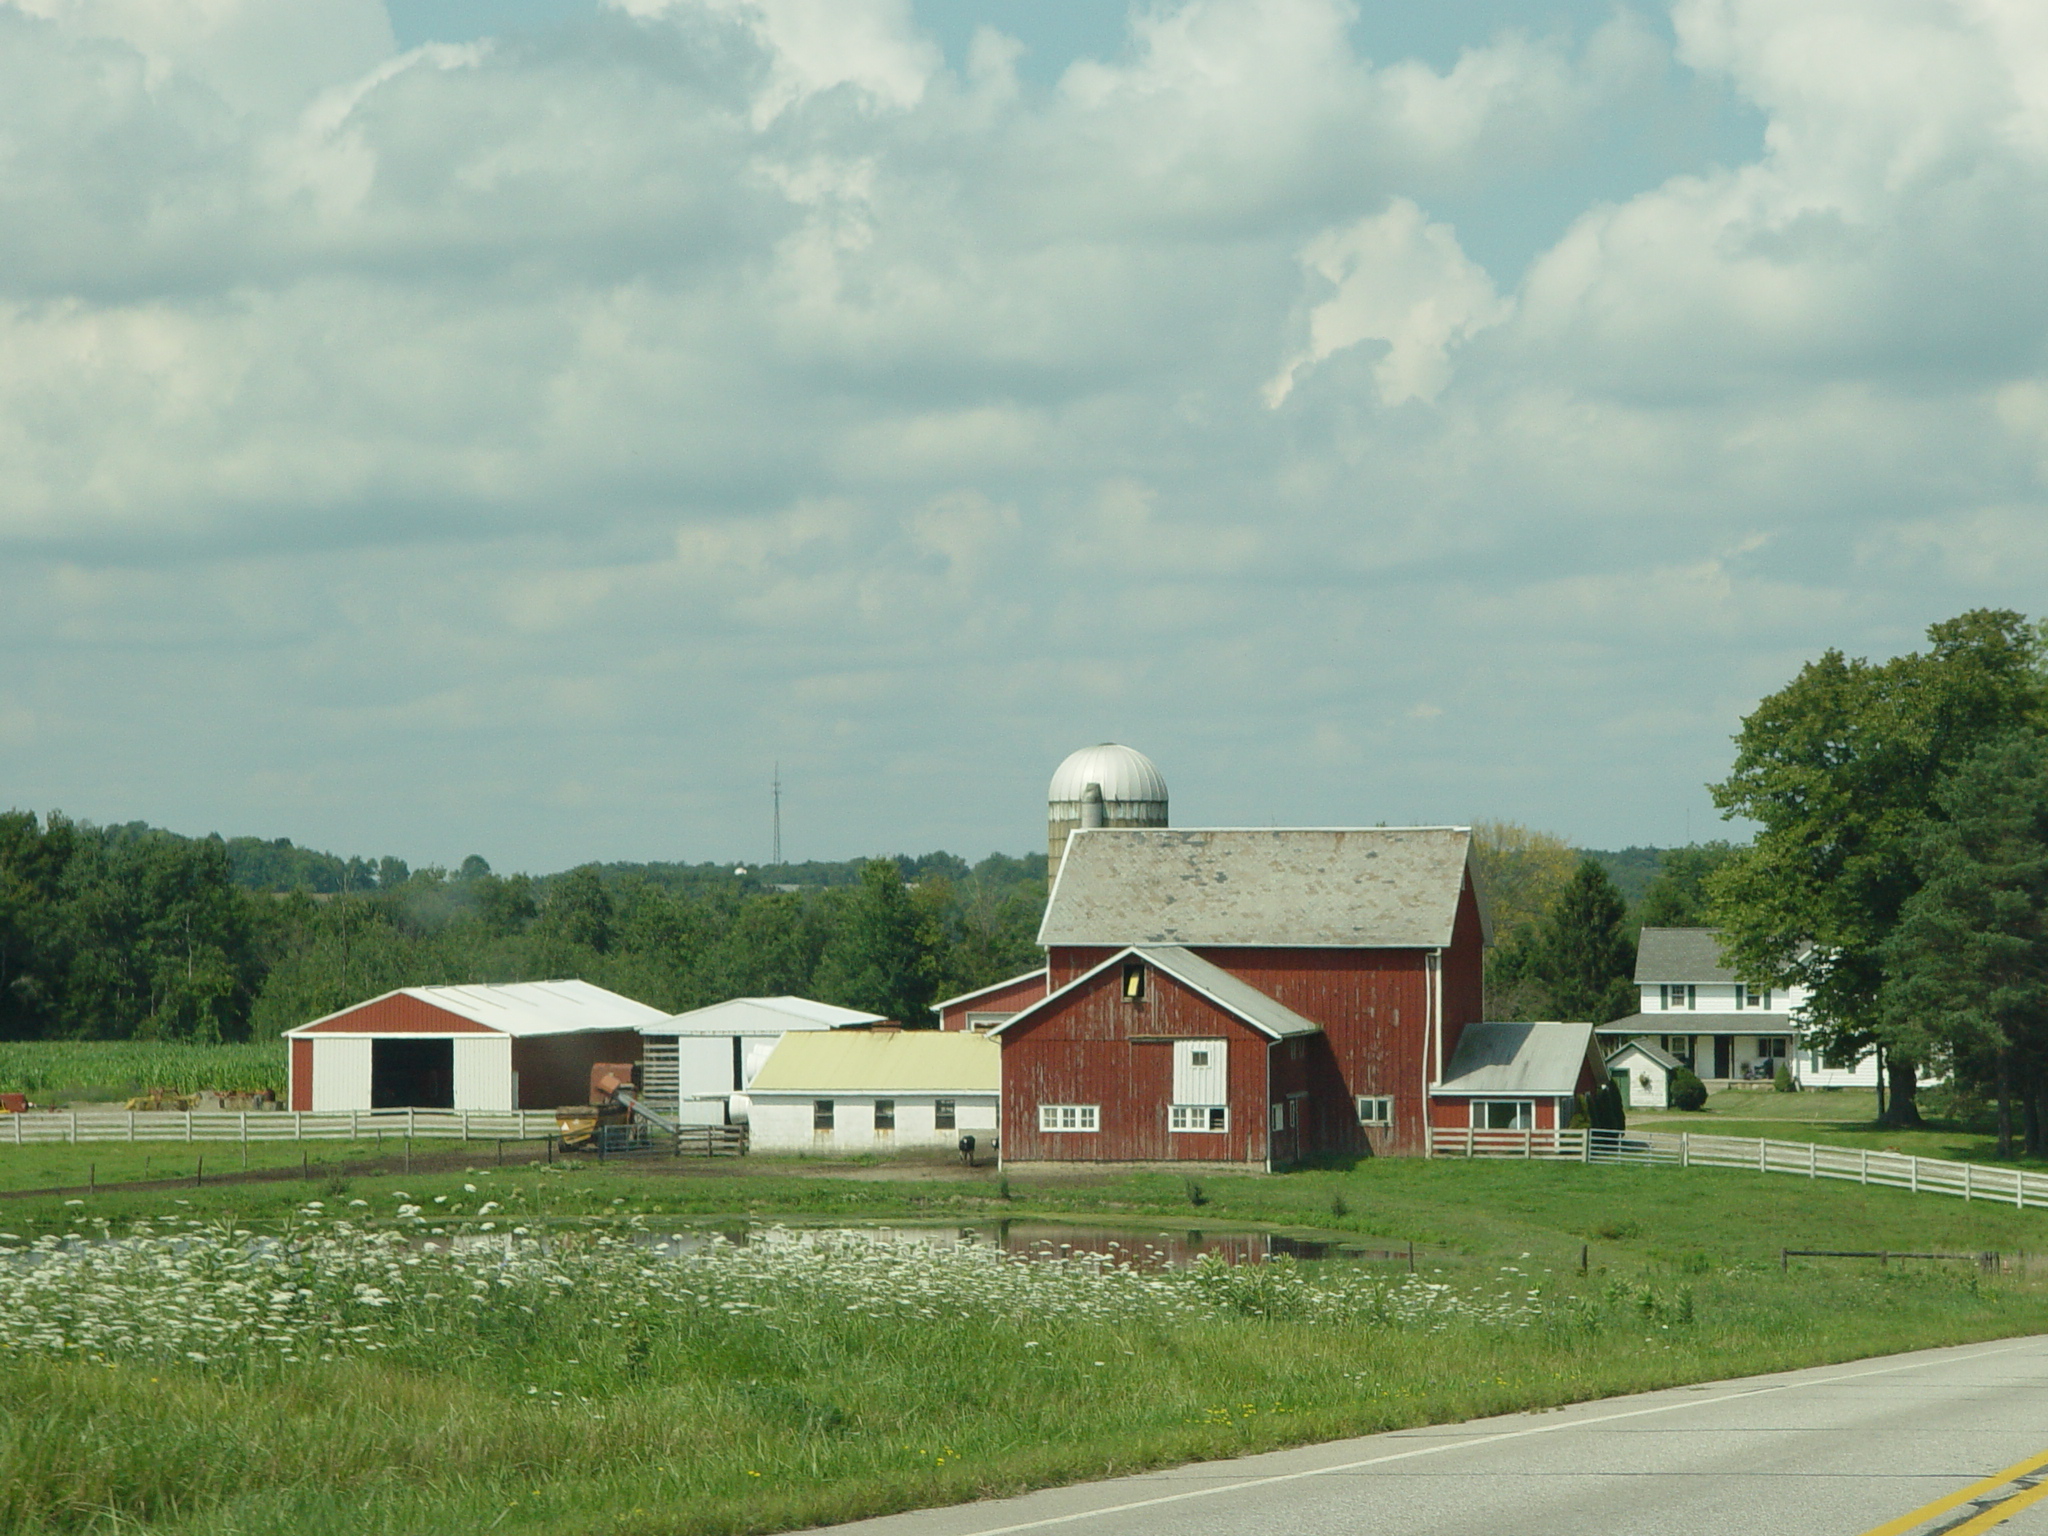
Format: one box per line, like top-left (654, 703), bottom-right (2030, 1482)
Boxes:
top-left (285, 979), bottom-right (669, 1037)
top-left (989, 945), bottom-right (1322, 1041)
top-left (649, 996), bottom-right (889, 1036)
top-left (1634, 928), bottom-right (1737, 984)
top-left (932, 968), bottom-right (1047, 1013)
top-left (746, 1030), bottom-right (1000, 1094)
top-left (1431, 1021), bottom-right (1598, 1096)
top-left (1039, 827), bottom-right (1477, 949)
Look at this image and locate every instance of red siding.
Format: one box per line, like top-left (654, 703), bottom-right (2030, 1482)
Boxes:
top-left (937, 970), bottom-right (1048, 1030)
top-left (1438, 876), bottom-right (1487, 1071)
top-left (290, 1038), bottom-right (312, 1111)
top-left (297, 995), bottom-right (496, 1034)
top-left (1000, 964), bottom-right (1272, 1164)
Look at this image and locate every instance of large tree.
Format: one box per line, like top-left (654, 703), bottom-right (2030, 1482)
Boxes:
top-left (1531, 858), bottom-right (1638, 1022)
top-left (1882, 729), bottom-right (2048, 1156)
top-left (1471, 821), bottom-right (1579, 1021)
top-left (1709, 609), bottom-right (2047, 1125)
top-left (811, 860), bottom-right (942, 1025)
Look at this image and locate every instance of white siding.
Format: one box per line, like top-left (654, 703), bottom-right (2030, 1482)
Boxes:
top-left (453, 1035), bottom-right (513, 1111)
top-left (310, 1037), bottom-right (372, 1111)
top-left (1172, 1039), bottom-right (1227, 1105)
top-left (746, 1094), bottom-right (1000, 1153)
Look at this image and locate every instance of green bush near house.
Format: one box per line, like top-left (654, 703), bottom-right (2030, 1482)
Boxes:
top-left (1774, 1063), bottom-right (1798, 1093)
top-left (1669, 1066), bottom-right (1708, 1111)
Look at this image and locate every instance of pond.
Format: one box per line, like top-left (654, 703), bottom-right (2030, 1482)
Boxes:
top-left (631, 1221), bottom-right (1416, 1269)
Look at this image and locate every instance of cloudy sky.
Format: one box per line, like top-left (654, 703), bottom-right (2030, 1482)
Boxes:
top-left (3, 0), bottom-right (2042, 871)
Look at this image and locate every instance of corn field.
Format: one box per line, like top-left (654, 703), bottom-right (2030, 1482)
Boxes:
top-left (0, 1041), bottom-right (287, 1097)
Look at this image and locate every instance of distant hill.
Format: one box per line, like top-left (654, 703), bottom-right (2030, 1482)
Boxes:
top-left (1579, 846), bottom-right (1668, 905)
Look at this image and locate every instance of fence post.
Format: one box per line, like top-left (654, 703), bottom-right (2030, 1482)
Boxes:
top-left (1681, 1132), bottom-right (1690, 1168)
top-left (1524, 1129), bottom-right (1533, 1159)
top-left (1759, 1139), bottom-right (1767, 1172)
top-left (408, 1107), bottom-right (416, 1142)
top-left (351, 1108), bottom-right (359, 1140)
top-left (1964, 1162), bottom-right (1972, 1202)
top-left (129, 1111), bottom-right (137, 1144)
top-left (1861, 1148), bottom-right (1869, 1185)
top-left (1810, 1142), bottom-right (1817, 1179)
top-left (1910, 1156), bottom-right (1917, 1193)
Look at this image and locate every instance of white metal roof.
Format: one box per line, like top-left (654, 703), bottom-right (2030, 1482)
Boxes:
top-left (931, 968), bottom-right (1047, 1013)
top-left (1432, 1021), bottom-right (1598, 1096)
top-left (1048, 743), bottom-right (1168, 806)
top-left (647, 996), bottom-right (889, 1037)
top-left (285, 979), bottom-right (670, 1037)
top-left (1039, 827), bottom-right (1477, 949)
top-left (989, 945), bottom-right (1323, 1041)
top-left (747, 1030), bottom-right (1001, 1094)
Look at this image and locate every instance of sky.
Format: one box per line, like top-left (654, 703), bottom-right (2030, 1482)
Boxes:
top-left (2, 0), bottom-right (2043, 873)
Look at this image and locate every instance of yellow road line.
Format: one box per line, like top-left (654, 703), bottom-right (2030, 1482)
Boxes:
top-left (1948, 1478), bottom-right (2048, 1536)
top-left (1860, 1447), bottom-right (2048, 1536)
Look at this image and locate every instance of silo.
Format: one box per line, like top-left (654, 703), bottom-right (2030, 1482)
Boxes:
top-left (1047, 744), bottom-right (1169, 879)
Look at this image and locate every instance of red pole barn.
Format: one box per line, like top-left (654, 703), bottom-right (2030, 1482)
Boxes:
top-left (994, 826), bottom-right (1498, 1167)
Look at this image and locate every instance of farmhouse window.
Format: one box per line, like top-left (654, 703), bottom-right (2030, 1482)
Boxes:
top-left (934, 1098), bottom-right (956, 1130)
top-left (873, 1099), bottom-right (895, 1132)
top-left (1170, 1105), bottom-right (1228, 1133)
top-left (1122, 961), bottom-right (1146, 1001)
top-left (1471, 1100), bottom-right (1534, 1131)
top-left (1661, 1035), bottom-right (1695, 1065)
top-left (1356, 1096), bottom-right (1393, 1127)
top-left (1661, 984), bottom-right (1695, 1010)
top-left (814, 1099), bottom-right (834, 1131)
top-left (1737, 984), bottom-right (1773, 1010)
top-left (1038, 1103), bottom-right (1099, 1132)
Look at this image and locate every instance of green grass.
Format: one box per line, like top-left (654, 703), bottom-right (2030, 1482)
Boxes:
top-left (1631, 1088), bottom-right (2033, 1164)
top-left (3, 1154), bottom-right (2048, 1534)
top-left (0, 1041), bottom-right (286, 1100)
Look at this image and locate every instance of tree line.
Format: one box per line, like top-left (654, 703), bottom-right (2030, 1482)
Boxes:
top-left (0, 825), bottom-right (1048, 1042)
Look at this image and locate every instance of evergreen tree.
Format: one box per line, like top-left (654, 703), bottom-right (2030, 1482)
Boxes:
top-left (1532, 858), bottom-right (1637, 1022)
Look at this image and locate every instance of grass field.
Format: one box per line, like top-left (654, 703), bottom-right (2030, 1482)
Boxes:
top-left (1631, 1088), bottom-right (2030, 1163)
top-left (0, 1041), bottom-right (287, 1100)
top-left (4, 1151), bottom-right (2048, 1535)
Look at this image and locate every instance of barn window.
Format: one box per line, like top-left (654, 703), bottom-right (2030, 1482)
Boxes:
top-left (814, 1099), bottom-right (834, 1131)
top-left (1471, 1100), bottom-right (1533, 1130)
top-left (934, 1099), bottom-right (956, 1130)
top-left (1269, 1103), bottom-right (1284, 1131)
top-left (1356, 1096), bottom-right (1393, 1127)
top-left (873, 1099), bottom-right (895, 1132)
top-left (1122, 962), bottom-right (1146, 1001)
top-left (1169, 1105), bottom-right (1228, 1133)
top-left (1038, 1103), bottom-right (1099, 1132)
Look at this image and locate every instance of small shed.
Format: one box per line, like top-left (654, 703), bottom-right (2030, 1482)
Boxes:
top-left (638, 996), bottom-right (889, 1126)
top-left (1427, 1021), bottom-right (1606, 1132)
top-left (745, 1030), bottom-right (1000, 1152)
top-left (286, 980), bottom-right (669, 1112)
top-left (1606, 1038), bottom-right (1680, 1110)
top-left (934, 968), bottom-right (1047, 1031)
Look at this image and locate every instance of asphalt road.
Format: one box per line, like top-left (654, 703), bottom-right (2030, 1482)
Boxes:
top-left (823, 1335), bottom-right (2048, 1536)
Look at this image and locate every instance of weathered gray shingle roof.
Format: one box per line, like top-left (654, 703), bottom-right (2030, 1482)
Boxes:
top-left (1038, 827), bottom-right (1475, 949)
top-left (1634, 928), bottom-right (1737, 984)
top-left (1432, 1021), bottom-right (1597, 1096)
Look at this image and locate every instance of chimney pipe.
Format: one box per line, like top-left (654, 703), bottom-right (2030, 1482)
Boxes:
top-left (1081, 782), bottom-right (1105, 830)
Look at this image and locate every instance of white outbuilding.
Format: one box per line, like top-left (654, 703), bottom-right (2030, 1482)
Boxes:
top-left (744, 1029), bottom-right (1000, 1153)
top-left (638, 996), bottom-right (889, 1125)
top-left (1605, 1038), bottom-right (1682, 1111)
top-left (286, 980), bottom-right (668, 1111)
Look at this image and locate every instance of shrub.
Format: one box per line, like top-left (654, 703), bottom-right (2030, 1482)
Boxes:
top-left (1668, 1066), bottom-right (1707, 1111)
top-left (1773, 1063), bottom-right (1798, 1093)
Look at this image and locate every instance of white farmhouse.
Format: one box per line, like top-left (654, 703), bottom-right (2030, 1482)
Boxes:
top-left (744, 1029), bottom-right (1000, 1153)
top-left (638, 996), bottom-right (888, 1126)
top-left (1597, 927), bottom-right (1877, 1089)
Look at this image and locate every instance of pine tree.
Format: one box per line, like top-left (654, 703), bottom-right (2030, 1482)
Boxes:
top-left (1533, 858), bottom-right (1637, 1021)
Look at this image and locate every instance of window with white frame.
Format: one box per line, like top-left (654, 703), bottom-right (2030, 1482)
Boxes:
top-left (1737, 984), bottom-right (1773, 1010)
top-left (1470, 1100), bottom-right (1534, 1130)
top-left (1661, 1035), bottom-right (1694, 1065)
top-left (1038, 1103), bottom-right (1098, 1132)
top-left (1269, 1102), bottom-right (1284, 1131)
top-left (1170, 1104), bottom-right (1228, 1132)
top-left (1661, 984), bottom-right (1695, 1010)
top-left (1356, 1096), bottom-right (1393, 1127)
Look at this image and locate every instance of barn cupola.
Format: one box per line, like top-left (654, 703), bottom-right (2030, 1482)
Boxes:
top-left (1047, 743), bottom-right (1168, 880)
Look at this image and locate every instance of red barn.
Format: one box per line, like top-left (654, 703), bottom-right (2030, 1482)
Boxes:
top-left (996, 826), bottom-right (1529, 1167)
top-left (933, 968), bottom-right (1048, 1031)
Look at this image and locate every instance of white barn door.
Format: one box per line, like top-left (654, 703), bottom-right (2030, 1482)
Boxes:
top-left (1172, 1039), bottom-right (1228, 1104)
top-left (310, 1038), bottom-right (372, 1111)
top-left (453, 1035), bottom-right (513, 1111)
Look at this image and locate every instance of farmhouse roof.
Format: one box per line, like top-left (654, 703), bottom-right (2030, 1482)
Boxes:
top-left (1634, 928), bottom-right (1739, 984)
top-left (989, 945), bottom-right (1322, 1041)
top-left (1038, 827), bottom-right (1478, 949)
top-left (1431, 1021), bottom-right (1598, 1097)
top-left (649, 996), bottom-right (888, 1036)
top-left (931, 968), bottom-right (1047, 1013)
top-left (285, 979), bottom-right (669, 1038)
top-left (746, 1030), bottom-right (1000, 1094)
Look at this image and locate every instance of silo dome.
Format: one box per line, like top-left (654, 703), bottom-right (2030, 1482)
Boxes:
top-left (1048, 743), bottom-right (1168, 874)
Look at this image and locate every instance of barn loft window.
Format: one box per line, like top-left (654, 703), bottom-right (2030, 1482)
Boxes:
top-left (1038, 1103), bottom-right (1099, 1132)
top-left (1356, 1096), bottom-right (1393, 1127)
top-left (934, 1099), bottom-right (956, 1130)
top-left (873, 1099), bottom-right (895, 1132)
top-left (1169, 1105), bottom-right (1228, 1133)
top-left (813, 1099), bottom-right (834, 1132)
top-left (1122, 961), bottom-right (1146, 1001)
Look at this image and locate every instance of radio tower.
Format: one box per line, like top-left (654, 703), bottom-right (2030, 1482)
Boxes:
top-left (772, 763), bottom-right (782, 868)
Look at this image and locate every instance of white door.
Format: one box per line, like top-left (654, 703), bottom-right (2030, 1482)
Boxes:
top-left (453, 1035), bottom-right (513, 1111)
top-left (311, 1037), bottom-right (372, 1111)
top-left (1173, 1039), bottom-right (1228, 1104)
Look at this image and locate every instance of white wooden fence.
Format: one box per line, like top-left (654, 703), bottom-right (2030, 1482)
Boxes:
top-left (0, 1109), bottom-right (561, 1145)
top-left (1428, 1126), bottom-right (2048, 1210)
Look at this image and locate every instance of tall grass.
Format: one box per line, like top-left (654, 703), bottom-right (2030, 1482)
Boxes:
top-left (0, 1041), bottom-right (287, 1097)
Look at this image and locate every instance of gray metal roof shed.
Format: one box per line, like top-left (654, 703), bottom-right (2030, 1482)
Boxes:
top-left (1431, 1021), bottom-right (1598, 1097)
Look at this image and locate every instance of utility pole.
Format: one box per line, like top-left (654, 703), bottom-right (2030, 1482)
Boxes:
top-left (772, 762), bottom-right (782, 868)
